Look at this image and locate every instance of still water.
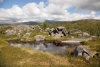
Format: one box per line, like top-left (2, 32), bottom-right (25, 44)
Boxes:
top-left (9, 41), bottom-right (79, 55)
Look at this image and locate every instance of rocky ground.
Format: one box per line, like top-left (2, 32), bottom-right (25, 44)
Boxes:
top-left (0, 24), bottom-right (100, 67)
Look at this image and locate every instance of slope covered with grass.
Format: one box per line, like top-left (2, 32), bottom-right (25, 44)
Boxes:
top-left (0, 19), bottom-right (100, 67)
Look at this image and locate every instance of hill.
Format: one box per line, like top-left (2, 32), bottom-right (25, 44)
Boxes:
top-left (39, 19), bottom-right (100, 36)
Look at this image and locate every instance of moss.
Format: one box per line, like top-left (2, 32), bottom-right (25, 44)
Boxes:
top-left (80, 41), bottom-right (87, 45)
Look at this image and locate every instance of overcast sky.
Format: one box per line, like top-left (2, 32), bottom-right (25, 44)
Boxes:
top-left (0, 0), bottom-right (100, 22)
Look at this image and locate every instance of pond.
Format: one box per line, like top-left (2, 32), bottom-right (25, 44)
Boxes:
top-left (8, 40), bottom-right (81, 55)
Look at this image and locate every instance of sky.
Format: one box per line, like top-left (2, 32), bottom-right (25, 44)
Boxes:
top-left (0, 0), bottom-right (100, 22)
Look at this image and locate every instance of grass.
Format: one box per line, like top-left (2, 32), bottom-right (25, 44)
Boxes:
top-left (0, 44), bottom-right (70, 67)
top-left (0, 24), bottom-right (100, 67)
top-left (0, 37), bottom-right (100, 67)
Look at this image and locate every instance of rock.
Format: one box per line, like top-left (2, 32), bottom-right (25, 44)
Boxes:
top-left (57, 27), bottom-right (67, 36)
top-left (68, 29), bottom-right (82, 35)
top-left (20, 38), bottom-right (26, 41)
top-left (78, 34), bottom-right (83, 37)
top-left (17, 33), bottom-right (21, 37)
top-left (32, 25), bottom-right (42, 31)
top-left (5, 29), bottom-right (16, 36)
top-left (73, 45), bottom-right (94, 60)
top-left (94, 53), bottom-right (100, 58)
top-left (24, 32), bottom-right (30, 37)
top-left (45, 28), bottom-right (50, 32)
top-left (97, 34), bottom-right (100, 37)
top-left (53, 40), bottom-right (64, 46)
top-left (34, 35), bottom-right (45, 41)
top-left (48, 26), bottom-right (67, 37)
top-left (82, 32), bottom-right (90, 36)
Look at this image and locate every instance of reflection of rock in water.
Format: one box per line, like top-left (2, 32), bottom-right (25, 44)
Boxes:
top-left (8, 41), bottom-right (80, 56)
top-left (35, 43), bottom-right (46, 51)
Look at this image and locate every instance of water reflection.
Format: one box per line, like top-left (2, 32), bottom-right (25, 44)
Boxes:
top-left (9, 41), bottom-right (80, 56)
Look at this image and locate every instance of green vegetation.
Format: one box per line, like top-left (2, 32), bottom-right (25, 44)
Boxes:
top-left (0, 19), bottom-right (100, 67)
top-left (0, 37), bottom-right (100, 67)
top-left (39, 19), bottom-right (100, 36)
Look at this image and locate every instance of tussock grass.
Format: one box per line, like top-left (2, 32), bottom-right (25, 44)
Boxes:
top-left (0, 37), bottom-right (100, 67)
top-left (0, 45), bottom-right (70, 67)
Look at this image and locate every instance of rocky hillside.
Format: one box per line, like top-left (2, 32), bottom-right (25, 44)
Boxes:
top-left (39, 19), bottom-right (100, 36)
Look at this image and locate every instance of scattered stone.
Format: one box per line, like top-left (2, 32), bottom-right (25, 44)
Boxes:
top-left (5, 29), bottom-right (16, 36)
top-left (20, 38), bottom-right (26, 41)
top-left (24, 32), bottom-right (30, 37)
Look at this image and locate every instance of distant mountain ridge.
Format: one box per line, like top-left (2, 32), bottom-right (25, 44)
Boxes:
top-left (0, 19), bottom-right (100, 26)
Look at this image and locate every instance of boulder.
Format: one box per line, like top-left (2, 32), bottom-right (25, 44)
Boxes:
top-left (45, 28), bottom-right (50, 32)
top-left (48, 26), bottom-right (67, 37)
top-left (34, 35), bottom-right (45, 41)
top-left (82, 32), bottom-right (90, 36)
top-left (32, 25), bottom-right (42, 31)
top-left (57, 27), bottom-right (67, 36)
top-left (24, 32), bottom-right (30, 37)
top-left (73, 45), bottom-right (94, 60)
top-left (94, 53), bottom-right (100, 58)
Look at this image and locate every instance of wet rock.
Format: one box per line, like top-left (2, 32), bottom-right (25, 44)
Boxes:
top-left (52, 41), bottom-right (64, 46)
top-left (73, 45), bottom-right (94, 60)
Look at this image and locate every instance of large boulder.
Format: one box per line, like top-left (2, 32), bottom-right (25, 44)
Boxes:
top-left (57, 27), bottom-right (67, 36)
top-left (73, 45), bottom-right (94, 60)
top-left (48, 27), bottom-right (67, 37)
top-left (34, 35), bottom-right (45, 41)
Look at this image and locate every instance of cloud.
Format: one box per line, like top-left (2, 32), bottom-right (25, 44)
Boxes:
top-left (49, 0), bottom-right (100, 12)
top-left (0, 0), bottom-right (3, 3)
top-left (0, 0), bottom-right (100, 22)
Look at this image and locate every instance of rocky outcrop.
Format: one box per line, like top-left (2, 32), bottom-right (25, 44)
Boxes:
top-left (73, 45), bottom-right (94, 60)
top-left (31, 25), bottom-right (42, 31)
top-left (34, 35), bottom-right (45, 41)
top-left (48, 26), bottom-right (67, 37)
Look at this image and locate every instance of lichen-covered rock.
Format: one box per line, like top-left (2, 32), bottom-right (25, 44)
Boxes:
top-left (34, 35), bottom-right (45, 41)
top-left (48, 26), bottom-right (67, 37)
top-left (82, 32), bottom-right (90, 36)
top-left (32, 25), bottom-right (42, 31)
top-left (73, 45), bottom-right (94, 60)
